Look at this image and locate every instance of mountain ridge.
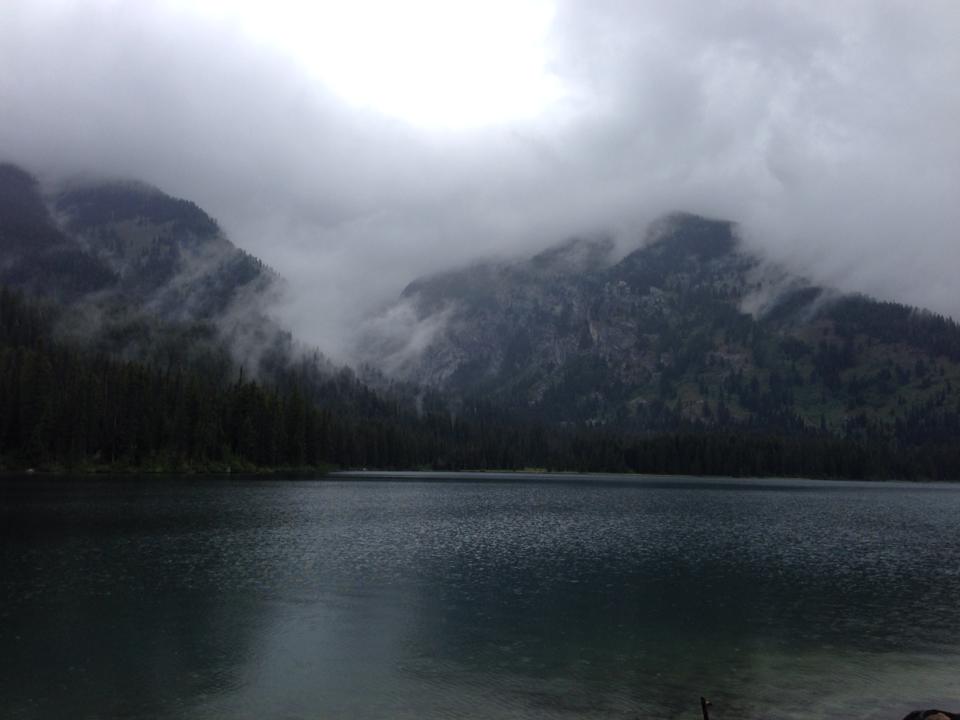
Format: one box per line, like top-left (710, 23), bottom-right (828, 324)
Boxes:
top-left (362, 213), bottom-right (960, 438)
top-left (0, 161), bottom-right (291, 372)
top-left (4, 160), bottom-right (960, 478)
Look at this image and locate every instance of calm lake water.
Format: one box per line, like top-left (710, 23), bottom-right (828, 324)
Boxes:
top-left (2, 473), bottom-right (959, 720)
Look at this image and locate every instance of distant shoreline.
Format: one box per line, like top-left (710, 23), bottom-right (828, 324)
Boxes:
top-left (3, 467), bottom-right (958, 485)
top-left (329, 470), bottom-right (960, 487)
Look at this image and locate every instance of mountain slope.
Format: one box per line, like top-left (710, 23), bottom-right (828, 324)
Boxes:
top-left (0, 164), bottom-right (117, 300)
top-left (55, 179), bottom-right (276, 323)
top-left (0, 162), bottom-right (286, 369)
top-left (4, 161), bottom-right (960, 478)
top-left (362, 213), bottom-right (960, 437)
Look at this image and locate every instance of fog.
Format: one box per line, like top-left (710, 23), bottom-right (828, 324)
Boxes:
top-left (2, 0), bottom-right (958, 360)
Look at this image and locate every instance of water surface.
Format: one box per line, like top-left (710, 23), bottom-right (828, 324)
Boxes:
top-left (2, 474), bottom-right (959, 719)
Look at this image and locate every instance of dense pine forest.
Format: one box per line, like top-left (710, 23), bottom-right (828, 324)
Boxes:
top-left (3, 285), bottom-right (959, 479)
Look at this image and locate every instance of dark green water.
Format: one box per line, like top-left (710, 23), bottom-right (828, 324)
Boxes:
top-left (2, 474), bottom-right (959, 720)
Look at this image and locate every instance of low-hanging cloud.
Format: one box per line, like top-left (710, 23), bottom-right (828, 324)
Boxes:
top-left (2, 0), bottom-right (958, 362)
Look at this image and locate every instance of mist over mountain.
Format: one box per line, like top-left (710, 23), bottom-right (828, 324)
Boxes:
top-left (0, 162), bottom-right (525, 474)
top-left (6, 157), bottom-right (959, 451)
top-left (4, 160), bottom-right (960, 478)
top-left (361, 213), bottom-right (960, 440)
top-left (0, 164), bottom-right (117, 301)
top-left (0, 162), bottom-right (289, 371)
top-left (2, 1), bottom-right (958, 361)
top-left (1, 0), bottom-right (959, 480)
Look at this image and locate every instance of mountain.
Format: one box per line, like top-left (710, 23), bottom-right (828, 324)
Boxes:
top-left (4, 160), bottom-right (960, 478)
top-left (54, 178), bottom-right (276, 323)
top-left (362, 213), bottom-right (960, 440)
top-left (0, 164), bottom-right (117, 300)
top-left (0, 162), bottom-right (536, 473)
top-left (0, 162), bottom-right (284, 367)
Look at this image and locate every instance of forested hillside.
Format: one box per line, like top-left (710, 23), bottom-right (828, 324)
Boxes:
top-left (3, 285), bottom-right (959, 478)
top-left (366, 214), bottom-right (960, 441)
top-left (0, 162), bottom-right (285, 373)
top-left (0, 285), bottom-right (500, 471)
top-left (3, 164), bottom-right (960, 479)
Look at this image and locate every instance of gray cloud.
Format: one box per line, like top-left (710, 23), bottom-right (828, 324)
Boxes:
top-left (2, 0), bottom-right (959, 361)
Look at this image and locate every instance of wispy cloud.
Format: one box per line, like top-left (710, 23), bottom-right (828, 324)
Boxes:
top-left (2, 0), bottom-right (958, 360)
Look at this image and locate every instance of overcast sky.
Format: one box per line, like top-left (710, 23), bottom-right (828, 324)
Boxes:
top-left (2, 0), bottom-right (959, 359)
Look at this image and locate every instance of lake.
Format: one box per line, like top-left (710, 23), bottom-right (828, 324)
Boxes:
top-left (1, 473), bottom-right (959, 719)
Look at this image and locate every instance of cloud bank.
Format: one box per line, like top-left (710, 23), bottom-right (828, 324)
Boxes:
top-left (2, 0), bottom-right (958, 360)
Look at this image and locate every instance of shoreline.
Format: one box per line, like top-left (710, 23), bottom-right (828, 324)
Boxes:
top-left (2, 467), bottom-right (958, 486)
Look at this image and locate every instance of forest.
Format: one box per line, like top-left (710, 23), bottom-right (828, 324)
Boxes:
top-left (3, 285), bottom-right (959, 480)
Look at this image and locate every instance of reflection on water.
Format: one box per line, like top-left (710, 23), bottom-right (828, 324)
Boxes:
top-left (2, 475), bottom-right (959, 719)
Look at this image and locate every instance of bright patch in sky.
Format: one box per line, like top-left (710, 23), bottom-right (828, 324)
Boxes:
top-left (190, 0), bottom-right (563, 128)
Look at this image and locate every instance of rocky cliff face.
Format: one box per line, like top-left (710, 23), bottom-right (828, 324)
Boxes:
top-left (362, 214), bottom-right (960, 434)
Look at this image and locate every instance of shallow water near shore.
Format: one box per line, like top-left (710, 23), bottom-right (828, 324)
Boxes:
top-left (2, 473), bottom-right (959, 719)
